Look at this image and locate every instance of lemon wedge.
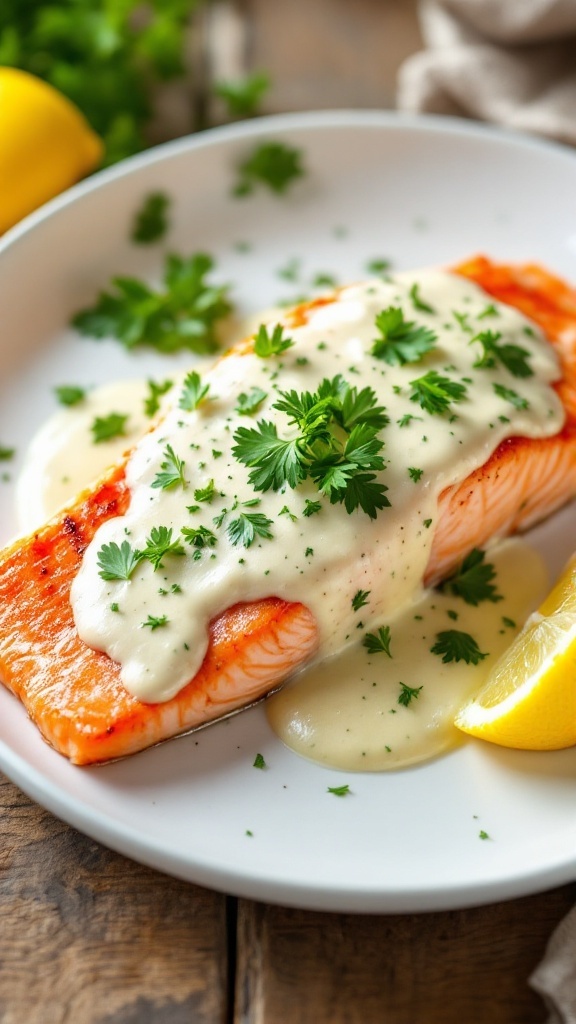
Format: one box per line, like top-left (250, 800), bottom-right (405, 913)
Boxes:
top-left (0, 67), bottom-right (103, 234)
top-left (455, 554), bottom-right (576, 750)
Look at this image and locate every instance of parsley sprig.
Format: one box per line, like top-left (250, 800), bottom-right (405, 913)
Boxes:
top-left (179, 371), bottom-right (210, 412)
top-left (409, 371), bottom-right (468, 415)
top-left (253, 324), bottom-right (294, 357)
top-left (363, 626), bottom-right (392, 657)
top-left (227, 512), bottom-right (274, 548)
top-left (152, 444), bottom-right (187, 490)
top-left (91, 412), bottom-right (129, 443)
top-left (438, 549), bottom-right (502, 606)
top-left (371, 306), bottom-right (437, 366)
top-left (140, 526), bottom-right (185, 571)
top-left (430, 630), bottom-right (488, 665)
top-left (470, 330), bottom-right (533, 378)
top-left (72, 252), bottom-right (231, 355)
top-left (97, 540), bottom-right (141, 581)
top-left (232, 376), bottom-right (390, 518)
top-left (144, 378), bottom-right (173, 418)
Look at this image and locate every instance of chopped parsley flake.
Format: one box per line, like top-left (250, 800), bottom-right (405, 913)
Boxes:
top-left (215, 71), bottom-right (269, 118)
top-left (179, 371), bottom-right (210, 412)
top-left (54, 385), bottom-right (86, 407)
top-left (0, 446), bottom-right (15, 461)
top-left (91, 412), bottom-right (129, 443)
top-left (233, 141), bottom-right (305, 197)
top-left (327, 784), bottom-right (350, 797)
top-left (352, 589), bottom-right (371, 611)
top-left (492, 383), bottom-right (529, 410)
top-left (365, 258), bottom-right (391, 275)
top-left (479, 830), bottom-right (490, 840)
top-left (193, 479), bottom-right (216, 503)
top-left (371, 306), bottom-right (437, 366)
top-left (97, 540), bottom-right (141, 581)
top-left (235, 386), bottom-right (268, 416)
top-left (363, 626), bottom-right (392, 657)
top-left (72, 252), bottom-right (231, 355)
top-left (131, 191), bottom-right (170, 244)
top-left (430, 630), bottom-right (488, 665)
top-left (409, 282), bottom-right (435, 313)
top-left (253, 752), bottom-right (266, 769)
top-left (438, 548), bottom-right (502, 606)
top-left (227, 512), bottom-right (274, 548)
top-left (398, 683), bottom-right (423, 707)
top-left (409, 371), bottom-right (468, 415)
top-left (408, 467), bottom-right (423, 482)
top-left (470, 329), bottom-right (533, 378)
top-left (302, 499), bottom-right (322, 517)
top-left (181, 525), bottom-right (217, 549)
top-left (141, 614), bottom-right (168, 631)
top-left (140, 526), bottom-right (185, 571)
top-left (144, 378), bottom-right (173, 418)
top-left (253, 323), bottom-right (294, 357)
top-left (151, 444), bottom-right (187, 490)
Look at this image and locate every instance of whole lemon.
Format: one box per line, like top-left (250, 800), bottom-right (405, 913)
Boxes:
top-left (0, 67), bottom-right (103, 234)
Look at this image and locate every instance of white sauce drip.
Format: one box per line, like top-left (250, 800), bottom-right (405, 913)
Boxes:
top-left (16, 379), bottom-right (175, 532)
top-left (267, 540), bottom-right (549, 770)
top-left (68, 270), bottom-right (564, 704)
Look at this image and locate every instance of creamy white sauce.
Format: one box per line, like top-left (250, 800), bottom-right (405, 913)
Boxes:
top-left (68, 269), bottom-right (564, 706)
top-left (16, 378), bottom-right (177, 532)
top-left (267, 539), bottom-right (549, 770)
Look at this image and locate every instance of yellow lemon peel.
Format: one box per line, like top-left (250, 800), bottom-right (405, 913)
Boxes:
top-left (455, 554), bottom-right (576, 750)
top-left (0, 67), bottom-right (103, 233)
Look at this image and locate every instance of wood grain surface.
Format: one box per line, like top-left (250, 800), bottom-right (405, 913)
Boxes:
top-left (2, 771), bottom-right (574, 1024)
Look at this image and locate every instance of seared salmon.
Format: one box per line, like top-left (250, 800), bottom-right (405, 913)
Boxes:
top-left (0, 257), bottom-right (575, 764)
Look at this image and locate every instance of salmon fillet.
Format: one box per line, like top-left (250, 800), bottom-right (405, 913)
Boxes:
top-left (1, 257), bottom-right (575, 765)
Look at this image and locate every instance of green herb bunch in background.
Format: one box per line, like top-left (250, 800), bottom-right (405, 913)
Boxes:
top-left (0, 0), bottom-right (200, 165)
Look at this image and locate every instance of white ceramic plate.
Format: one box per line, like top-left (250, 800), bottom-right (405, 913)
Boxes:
top-left (1, 111), bottom-right (576, 913)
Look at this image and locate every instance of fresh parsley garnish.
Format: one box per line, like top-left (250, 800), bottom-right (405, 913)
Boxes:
top-left (181, 525), bottom-right (217, 549)
top-left (140, 526), bottom-right (185, 571)
top-left (144, 378), bottom-right (173, 418)
top-left (363, 626), bottom-right (392, 657)
top-left (253, 752), bottom-right (267, 769)
top-left (397, 414), bottom-right (421, 428)
top-left (97, 540), bottom-right (141, 581)
top-left (253, 323), bottom-right (294, 357)
top-left (302, 499), bottom-right (322, 517)
top-left (408, 467), bottom-right (423, 482)
top-left (365, 258), bottom-right (391, 275)
top-left (352, 590), bottom-right (370, 611)
top-left (409, 283), bottom-right (435, 313)
top-left (398, 683), bottom-right (423, 707)
top-left (215, 72), bottom-right (269, 118)
top-left (371, 307), bottom-right (437, 366)
top-left (327, 785), bottom-right (350, 797)
top-left (0, 446), bottom-right (14, 461)
top-left (470, 330), bottom-right (533, 378)
top-left (151, 444), bottom-right (187, 490)
top-left (131, 192), bottom-right (170, 244)
top-left (54, 385), bottom-right (86, 407)
top-left (141, 614), bottom-right (169, 631)
top-left (492, 383), bottom-right (529, 410)
top-left (438, 548), bottom-right (502, 606)
top-left (409, 371), bottom-right (468, 415)
top-left (72, 252), bottom-right (231, 355)
top-left (430, 630), bottom-right (488, 665)
top-left (235, 386), bottom-right (268, 415)
top-left (232, 376), bottom-right (390, 518)
top-left (178, 371), bottom-right (210, 412)
top-left (91, 412), bottom-right (129, 443)
top-left (227, 512), bottom-right (274, 548)
top-left (234, 141), bottom-right (304, 197)
top-left (193, 480), bottom-right (216, 503)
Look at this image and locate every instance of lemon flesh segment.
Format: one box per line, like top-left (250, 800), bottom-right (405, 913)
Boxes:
top-left (0, 68), bottom-right (103, 234)
top-left (455, 605), bottom-right (576, 751)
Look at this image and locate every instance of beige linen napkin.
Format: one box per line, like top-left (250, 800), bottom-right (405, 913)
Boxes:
top-left (397, 0), bottom-right (576, 145)
top-left (530, 904), bottom-right (576, 1023)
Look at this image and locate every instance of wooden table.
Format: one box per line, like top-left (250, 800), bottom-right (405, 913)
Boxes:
top-left (2, 2), bottom-right (575, 1020)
